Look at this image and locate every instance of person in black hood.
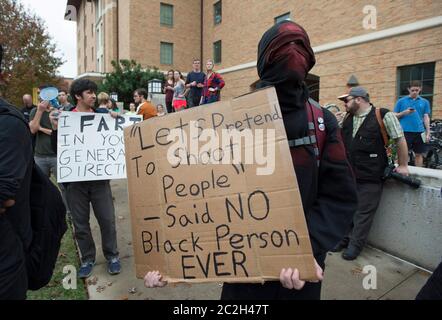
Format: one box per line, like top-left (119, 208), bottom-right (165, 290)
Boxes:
top-left (0, 44), bottom-right (34, 300)
top-left (143, 21), bottom-right (358, 300)
top-left (220, 21), bottom-right (358, 300)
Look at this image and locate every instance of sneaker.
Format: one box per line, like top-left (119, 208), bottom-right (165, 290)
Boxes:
top-left (108, 257), bottom-right (121, 275)
top-left (342, 246), bottom-right (361, 261)
top-left (78, 261), bottom-right (95, 279)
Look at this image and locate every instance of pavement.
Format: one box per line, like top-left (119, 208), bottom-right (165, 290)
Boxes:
top-left (83, 179), bottom-right (431, 300)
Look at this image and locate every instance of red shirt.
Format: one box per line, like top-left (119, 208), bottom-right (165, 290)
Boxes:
top-left (202, 72), bottom-right (225, 99)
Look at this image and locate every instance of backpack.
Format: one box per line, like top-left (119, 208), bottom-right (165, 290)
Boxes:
top-left (0, 103), bottom-right (67, 290)
top-left (288, 98), bottom-right (326, 166)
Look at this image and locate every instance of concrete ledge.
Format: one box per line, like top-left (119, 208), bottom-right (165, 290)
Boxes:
top-left (368, 167), bottom-right (442, 271)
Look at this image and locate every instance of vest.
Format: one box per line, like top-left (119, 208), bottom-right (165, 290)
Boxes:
top-left (342, 106), bottom-right (389, 183)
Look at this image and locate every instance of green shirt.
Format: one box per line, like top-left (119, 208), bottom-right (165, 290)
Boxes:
top-left (30, 108), bottom-right (56, 157)
top-left (352, 108), bottom-right (404, 140)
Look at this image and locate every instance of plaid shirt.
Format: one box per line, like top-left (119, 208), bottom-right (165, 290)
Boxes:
top-left (352, 107), bottom-right (404, 139)
top-left (202, 72), bottom-right (225, 99)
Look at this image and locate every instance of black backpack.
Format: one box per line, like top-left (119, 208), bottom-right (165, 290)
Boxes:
top-left (0, 102), bottom-right (67, 290)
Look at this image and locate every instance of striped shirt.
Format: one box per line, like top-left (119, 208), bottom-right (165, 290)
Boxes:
top-left (352, 107), bottom-right (404, 139)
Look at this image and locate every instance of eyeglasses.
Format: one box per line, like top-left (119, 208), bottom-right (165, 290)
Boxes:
top-left (344, 97), bottom-right (355, 104)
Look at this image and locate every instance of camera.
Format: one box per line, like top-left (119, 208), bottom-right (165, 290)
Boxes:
top-left (382, 165), bottom-right (421, 189)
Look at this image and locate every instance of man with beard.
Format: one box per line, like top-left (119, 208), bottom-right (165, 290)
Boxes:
top-left (333, 86), bottom-right (409, 260)
top-left (144, 21), bottom-right (358, 300)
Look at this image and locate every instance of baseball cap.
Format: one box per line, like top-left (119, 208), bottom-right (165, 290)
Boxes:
top-left (338, 86), bottom-right (370, 102)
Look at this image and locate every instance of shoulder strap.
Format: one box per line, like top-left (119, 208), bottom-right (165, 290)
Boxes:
top-left (308, 99), bottom-right (326, 159)
top-left (287, 99), bottom-right (326, 167)
top-left (375, 107), bottom-right (388, 147)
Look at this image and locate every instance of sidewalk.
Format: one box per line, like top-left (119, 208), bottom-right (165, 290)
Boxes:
top-left (84, 180), bottom-right (431, 300)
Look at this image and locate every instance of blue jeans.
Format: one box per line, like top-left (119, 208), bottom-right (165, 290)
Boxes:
top-left (201, 94), bottom-right (220, 105)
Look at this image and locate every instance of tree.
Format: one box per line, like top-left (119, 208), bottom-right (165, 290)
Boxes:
top-left (98, 60), bottom-right (165, 109)
top-left (0, 0), bottom-right (64, 106)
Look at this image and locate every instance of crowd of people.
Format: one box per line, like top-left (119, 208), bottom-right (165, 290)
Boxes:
top-left (163, 58), bottom-right (225, 113)
top-left (0, 19), bottom-right (440, 301)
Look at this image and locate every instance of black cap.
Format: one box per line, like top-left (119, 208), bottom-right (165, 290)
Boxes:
top-left (338, 86), bottom-right (370, 102)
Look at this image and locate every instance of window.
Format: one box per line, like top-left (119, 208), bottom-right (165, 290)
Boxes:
top-left (275, 12), bottom-right (291, 24)
top-left (213, 40), bottom-right (222, 64)
top-left (397, 62), bottom-right (435, 110)
top-left (214, 1), bottom-right (222, 25)
top-left (160, 42), bottom-right (173, 65)
top-left (160, 3), bottom-right (173, 26)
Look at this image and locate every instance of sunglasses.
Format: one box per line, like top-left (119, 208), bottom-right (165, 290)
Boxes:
top-left (344, 97), bottom-right (356, 103)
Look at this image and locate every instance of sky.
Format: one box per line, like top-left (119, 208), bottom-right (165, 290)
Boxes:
top-left (19, 0), bottom-right (77, 78)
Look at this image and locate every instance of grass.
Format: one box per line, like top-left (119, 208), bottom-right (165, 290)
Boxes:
top-left (27, 221), bottom-right (88, 300)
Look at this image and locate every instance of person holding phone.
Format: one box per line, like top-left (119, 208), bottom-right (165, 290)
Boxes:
top-left (394, 81), bottom-right (431, 167)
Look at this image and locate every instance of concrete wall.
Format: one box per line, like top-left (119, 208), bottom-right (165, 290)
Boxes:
top-left (368, 167), bottom-right (442, 271)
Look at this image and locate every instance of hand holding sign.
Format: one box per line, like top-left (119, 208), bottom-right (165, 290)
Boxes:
top-left (144, 271), bottom-right (168, 288)
top-left (280, 259), bottom-right (324, 290)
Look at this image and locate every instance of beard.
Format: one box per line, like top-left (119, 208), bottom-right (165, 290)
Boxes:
top-left (347, 101), bottom-right (360, 115)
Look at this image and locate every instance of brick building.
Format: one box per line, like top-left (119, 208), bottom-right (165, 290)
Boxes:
top-left (66, 0), bottom-right (442, 117)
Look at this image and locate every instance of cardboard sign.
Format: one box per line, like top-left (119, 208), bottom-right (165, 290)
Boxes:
top-left (57, 112), bottom-right (142, 183)
top-left (124, 87), bottom-right (317, 283)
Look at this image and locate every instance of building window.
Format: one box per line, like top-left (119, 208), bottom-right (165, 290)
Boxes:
top-left (214, 1), bottom-right (222, 25)
top-left (160, 3), bottom-right (173, 26)
top-left (275, 12), bottom-right (291, 24)
top-left (160, 42), bottom-right (173, 65)
top-left (397, 62), bottom-right (435, 110)
top-left (213, 40), bottom-right (222, 64)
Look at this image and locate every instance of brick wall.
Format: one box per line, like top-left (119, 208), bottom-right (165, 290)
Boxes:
top-left (129, 0), bottom-right (201, 73)
top-left (72, 0), bottom-right (441, 119)
top-left (315, 27), bottom-right (442, 118)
